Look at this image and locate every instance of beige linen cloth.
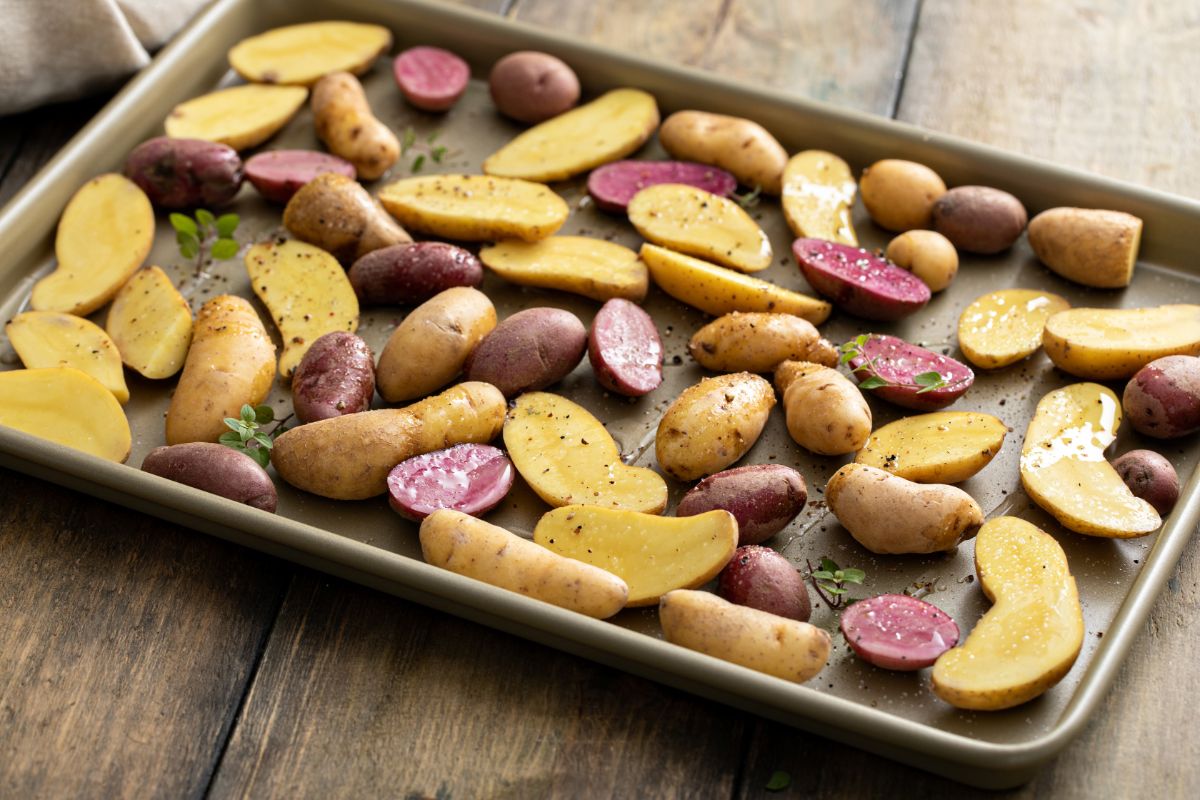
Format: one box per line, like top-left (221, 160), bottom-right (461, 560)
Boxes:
top-left (0, 0), bottom-right (209, 115)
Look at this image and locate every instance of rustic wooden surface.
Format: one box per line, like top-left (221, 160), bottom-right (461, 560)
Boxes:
top-left (1, 0), bottom-right (1198, 797)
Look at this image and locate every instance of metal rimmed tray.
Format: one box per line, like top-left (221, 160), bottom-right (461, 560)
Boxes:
top-left (1, 0), bottom-right (1198, 788)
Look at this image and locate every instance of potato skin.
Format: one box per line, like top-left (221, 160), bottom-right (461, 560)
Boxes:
top-left (688, 312), bottom-right (836, 373)
top-left (717, 545), bottom-right (811, 622)
top-left (1112, 450), bottom-right (1180, 516)
top-left (1122, 355), bottom-right (1200, 438)
top-left (283, 172), bottom-right (411, 264)
top-left (312, 71), bottom-right (399, 180)
top-left (1028, 207), bottom-right (1142, 288)
top-left (676, 464), bottom-right (807, 545)
top-left (142, 442), bottom-right (277, 512)
top-left (291, 331), bottom-right (375, 423)
top-left (124, 137), bottom-right (244, 209)
top-left (932, 186), bottom-right (1027, 254)
top-left (859, 159), bottom-right (946, 232)
top-left (885, 230), bottom-right (958, 292)
top-left (656, 373), bottom-right (775, 481)
top-left (774, 361), bottom-right (871, 456)
top-left (349, 242), bottom-right (483, 306)
top-left (464, 307), bottom-right (587, 398)
top-left (489, 51), bottom-right (580, 123)
top-left (658, 111), bottom-right (787, 195)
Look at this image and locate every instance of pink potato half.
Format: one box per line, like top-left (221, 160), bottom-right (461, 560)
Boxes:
top-left (386, 444), bottom-right (515, 521)
top-left (586, 160), bottom-right (738, 213)
top-left (393, 46), bottom-right (471, 112)
top-left (847, 334), bottom-right (974, 410)
top-left (840, 593), bottom-right (959, 671)
top-left (587, 298), bottom-right (663, 397)
top-left (244, 150), bottom-right (356, 203)
top-left (792, 238), bottom-right (930, 321)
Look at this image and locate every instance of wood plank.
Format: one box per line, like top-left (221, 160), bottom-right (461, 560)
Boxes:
top-left (0, 95), bottom-right (112, 208)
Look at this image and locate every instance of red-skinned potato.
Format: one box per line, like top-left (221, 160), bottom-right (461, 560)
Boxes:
top-left (387, 444), bottom-right (514, 521)
top-left (1122, 355), bottom-right (1200, 439)
top-left (792, 238), bottom-right (930, 321)
top-left (840, 594), bottom-right (959, 671)
top-left (676, 464), bottom-right (807, 545)
top-left (718, 545), bottom-right (811, 621)
top-left (1112, 450), bottom-right (1180, 516)
top-left (393, 46), bottom-right (470, 112)
top-left (846, 334), bottom-right (974, 410)
top-left (291, 331), bottom-right (375, 424)
top-left (932, 186), bottom-right (1027, 254)
top-left (489, 51), bottom-right (580, 123)
top-left (587, 298), bottom-right (663, 397)
top-left (349, 242), bottom-right (483, 306)
top-left (142, 442), bottom-right (277, 512)
top-left (464, 307), bottom-right (587, 398)
top-left (244, 150), bottom-right (355, 203)
top-left (124, 137), bottom-right (244, 209)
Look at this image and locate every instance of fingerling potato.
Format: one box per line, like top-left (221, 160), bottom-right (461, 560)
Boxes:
top-left (656, 372), bottom-right (775, 481)
top-left (688, 312), bottom-right (836, 373)
top-left (0, 368), bottom-right (131, 463)
top-left (378, 174), bottom-right (569, 242)
top-left (165, 85), bottom-right (308, 151)
top-left (658, 111), bottom-right (787, 194)
top-left (228, 21), bottom-right (392, 86)
top-left (312, 71), bottom-right (399, 180)
top-left (774, 360), bottom-right (871, 456)
top-left (628, 184), bottom-right (771, 273)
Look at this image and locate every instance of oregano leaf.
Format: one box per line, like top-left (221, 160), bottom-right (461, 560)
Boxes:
top-left (215, 213), bottom-right (239, 238)
top-left (169, 213), bottom-right (197, 236)
top-left (194, 208), bottom-right (215, 228)
top-left (210, 238), bottom-right (239, 260)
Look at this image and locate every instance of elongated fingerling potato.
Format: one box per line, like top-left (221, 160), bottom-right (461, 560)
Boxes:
top-left (7, 311), bottom-right (128, 403)
top-left (781, 150), bottom-right (857, 245)
top-left (312, 71), bottom-right (399, 180)
top-left (688, 312), bottom-right (836, 373)
top-left (1043, 305), bottom-right (1200, 380)
top-left (656, 372), bottom-right (775, 481)
top-left (379, 174), bottom-right (569, 242)
top-left (658, 111), bottom-right (787, 194)
top-left (774, 360), bottom-right (871, 456)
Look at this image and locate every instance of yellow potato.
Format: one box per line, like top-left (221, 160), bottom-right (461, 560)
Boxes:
top-left (31, 174), bottom-right (153, 316)
top-left (283, 172), bottom-right (411, 264)
top-left (533, 506), bottom-right (737, 606)
top-left (164, 84), bottom-right (308, 151)
top-left (420, 510), bottom-right (628, 619)
top-left (1028, 207), bottom-right (1143, 288)
top-left (627, 184), bottom-right (771, 273)
top-left (0, 368), bottom-right (130, 462)
top-left (658, 111), bottom-right (787, 194)
top-left (244, 240), bottom-right (359, 378)
top-left (1020, 382), bottom-right (1160, 538)
top-left (479, 237), bottom-right (647, 302)
top-left (6, 311), bottom-right (128, 403)
top-left (688, 312), bottom-right (836, 373)
top-left (932, 517), bottom-right (1084, 710)
top-left (656, 372), bottom-right (775, 481)
top-left (228, 21), bottom-right (393, 86)
top-left (885, 230), bottom-right (958, 293)
top-left (858, 159), bottom-right (946, 232)
top-left (957, 289), bottom-right (1070, 369)
top-left (378, 175), bottom-right (569, 242)
top-left (659, 590), bottom-right (831, 683)
top-left (504, 392), bottom-right (667, 514)
top-left (105, 266), bottom-right (193, 380)
top-left (641, 244), bottom-right (831, 325)
top-left (774, 360), bottom-right (871, 456)
top-left (855, 411), bottom-right (1007, 483)
top-left (781, 150), bottom-right (857, 245)
top-left (1042, 305), bottom-right (1200, 380)
top-left (483, 88), bottom-right (659, 182)
top-left (312, 72), bottom-right (399, 181)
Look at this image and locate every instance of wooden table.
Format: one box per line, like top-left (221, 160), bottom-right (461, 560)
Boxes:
top-left (3, 1), bottom-right (1198, 797)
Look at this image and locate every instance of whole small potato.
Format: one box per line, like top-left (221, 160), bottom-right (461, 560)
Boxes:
top-left (283, 172), bottom-right (411, 264)
top-left (676, 464), bottom-right (807, 545)
top-left (859, 159), bottom-right (947, 232)
top-left (1112, 450), bottom-right (1180, 516)
top-left (291, 331), bottom-right (375, 424)
top-left (885, 230), bottom-right (959, 292)
top-left (1123, 355), bottom-right (1200, 439)
top-left (718, 545), bottom-right (811, 622)
top-left (464, 307), bottom-right (587, 397)
top-left (142, 442), bottom-right (277, 512)
top-left (124, 137), bottom-right (244, 209)
top-left (932, 186), bottom-right (1027, 254)
top-left (656, 373), bottom-right (775, 481)
top-left (658, 111), bottom-right (787, 195)
top-left (349, 242), bottom-right (483, 306)
top-left (489, 51), bottom-right (580, 123)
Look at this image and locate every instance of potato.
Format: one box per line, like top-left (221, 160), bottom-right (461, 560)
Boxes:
top-left (658, 111), bottom-right (787, 194)
top-left (504, 392), bottom-right (667, 514)
top-left (840, 594), bottom-right (959, 671)
top-left (858, 159), bottom-right (946, 232)
top-left (1112, 450), bottom-right (1180, 516)
top-left (271, 382), bottom-right (505, 500)
top-left (375, 287), bottom-right (495, 403)
top-left (483, 88), bottom-right (659, 182)
top-left (780, 150), bottom-right (858, 245)
top-left (932, 517), bottom-right (1084, 710)
top-left (479, 237), bottom-right (647, 302)
top-left (588, 298), bottom-right (663, 397)
top-left (791, 238), bottom-right (930, 321)
top-left (1027, 207), bottom-right (1143, 288)
top-left (885, 230), bottom-right (958, 293)
top-left (124, 137), bottom-right (244, 209)
top-left (845, 334), bottom-right (974, 411)
top-left (826, 463), bottom-right (983, 554)
top-left (957, 289), bottom-right (1070, 370)
top-left (1042, 305), bottom-right (1200, 380)
top-left (393, 46), bottom-right (470, 112)
top-left (534, 506), bottom-right (737, 606)
top-left (141, 442), bottom-right (277, 512)
top-left (688, 312), bottom-right (836, 373)
top-left (312, 72), bottom-right (399, 181)
top-left (420, 509), bottom-right (627, 620)
top-left (931, 186), bottom-right (1027, 254)
top-left (464, 307), bottom-right (587, 398)
top-left (290, 331), bottom-right (375, 424)
top-left (676, 464), bottom-right (807, 546)
top-left (641, 244), bottom-right (831, 325)
top-left (587, 160), bottom-right (736, 213)
top-left (855, 411), bottom-right (1007, 484)
top-left (774, 360), bottom-right (871, 456)
top-left (717, 545), bottom-right (810, 621)
top-left (378, 174), bottom-right (569, 242)
top-left (0, 368), bottom-right (130, 463)
top-left (627, 183), bottom-right (770, 273)
top-left (31, 174), bottom-right (154, 316)
top-left (165, 85), bottom-right (308, 151)
top-left (283, 172), bottom-right (412, 264)
top-left (350, 242), bottom-right (482, 307)
top-left (105, 266), bottom-right (193, 380)
top-left (244, 150), bottom-right (356, 204)
top-left (658, 590), bottom-right (831, 684)
top-left (1020, 383), bottom-right (1161, 538)
top-left (6, 311), bottom-right (128, 403)
top-left (1123, 355), bottom-right (1200, 439)
top-left (228, 21), bottom-right (392, 86)
top-left (656, 372), bottom-right (775, 481)
top-left (387, 444), bottom-right (514, 521)
top-left (488, 51), bottom-right (580, 124)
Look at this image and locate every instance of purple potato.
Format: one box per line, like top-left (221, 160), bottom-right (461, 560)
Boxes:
top-left (840, 593), bottom-right (959, 671)
top-left (792, 238), bottom-right (930, 321)
top-left (1112, 450), bottom-right (1180, 516)
top-left (244, 150), bottom-right (356, 204)
top-left (349, 242), bottom-right (483, 306)
top-left (676, 464), bottom-right (807, 545)
top-left (587, 160), bottom-right (737, 213)
top-left (932, 185), bottom-right (1027, 254)
top-left (142, 442), bottom-right (277, 512)
top-left (847, 334), bottom-right (974, 410)
top-left (464, 307), bottom-right (587, 398)
top-left (291, 332), bottom-right (375, 424)
top-left (488, 51), bottom-right (580, 124)
top-left (587, 298), bottom-right (663, 397)
top-left (393, 46), bottom-right (470, 112)
top-left (124, 137), bottom-right (243, 209)
top-left (1122, 355), bottom-right (1200, 439)
top-left (387, 444), bottom-right (514, 521)
top-left (717, 545), bottom-right (811, 622)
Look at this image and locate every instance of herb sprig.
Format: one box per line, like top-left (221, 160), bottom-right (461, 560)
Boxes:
top-left (806, 557), bottom-right (865, 610)
top-left (170, 209), bottom-right (241, 265)
top-left (218, 404), bottom-right (291, 468)
top-left (400, 127), bottom-right (449, 173)
top-left (732, 184), bottom-right (762, 209)
top-left (838, 333), bottom-right (951, 394)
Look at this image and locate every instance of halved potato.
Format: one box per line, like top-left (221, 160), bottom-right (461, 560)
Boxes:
top-left (31, 174), bottom-right (154, 316)
top-left (0, 368), bottom-right (130, 462)
top-left (628, 184), bottom-right (771, 273)
top-left (957, 289), bottom-right (1070, 369)
top-left (165, 85), bottom-right (308, 151)
top-left (6, 311), bottom-right (128, 403)
top-left (1020, 382), bottom-right (1160, 538)
top-left (378, 175), bottom-right (569, 242)
top-left (229, 21), bottom-right (393, 86)
top-left (106, 266), bottom-right (193, 380)
top-left (855, 411), bottom-right (1007, 483)
top-left (479, 237), bottom-right (648, 302)
top-left (1028, 207), bottom-right (1142, 288)
top-left (781, 150), bottom-right (857, 245)
top-left (1042, 305), bottom-right (1200, 380)
top-left (483, 88), bottom-right (659, 182)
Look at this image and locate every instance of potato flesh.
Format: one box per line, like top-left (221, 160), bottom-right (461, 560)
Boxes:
top-left (479, 237), bottom-right (648, 302)
top-left (628, 184), bottom-right (771, 273)
top-left (855, 411), bottom-right (1007, 483)
top-left (0, 368), bottom-right (130, 462)
top-left (1020, 383), bottom-right (1160, 537)
top-left (483, 88), bottom-right (659, 182)
top-left (378, 175), bottom-right (569, 242)
top-left (1042, 305), bottom-right (1200, 380)
top-left (165, 85), bottom-right (308, 151)
top-left (105, 266), bottom-right (193, 379)
top-left (7, 312), bottom-right (129, 403)
top-left (781, 150), bottom-right (857, 245)
top-left (533, 506), bottom-right (737, 606)
top-left (957, 289), bottom-right (1070, 369)
top-left (504, 392), bottom-right (667, 513)
top-left (228, 21), bottom-right (392, 86)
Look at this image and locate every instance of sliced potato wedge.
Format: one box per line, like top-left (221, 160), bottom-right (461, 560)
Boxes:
top-left (483, 88), bottom-right (659, 182)
top-left (0, 368), bottom-right (130, 462)
top-left (957, 289), bottom-right (1070, 369)
top-left (6, 311), bottom-right (128, 403)
top-left (1028, 207), bottom-right (1142, 288)
top-left (1042, 305), bottom-right (1200, 380)
top-left (855, 411), bottom-right (1007, 483)
top-left (378, 174), bottom-right (569, 242)
top-left (781, 150), bottom-right (857, 245)
top-left (165, 85), bottom-right (308, 151)
top-left (479, 236), bottom-right (648, 302)
top-left (106, 266), bottom-right (193, 380)
top-left (628, 184), bottom-right (771, 273)
top-left (228, 21), bottom-right (393, 86)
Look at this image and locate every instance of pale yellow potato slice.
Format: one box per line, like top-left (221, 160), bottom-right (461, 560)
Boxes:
top-left (0, 368), bottom-right (130, 462)
top-left (6, 311), bottom-right (128, 403)
top-left (855, 411), bottom-right (1007, 483)
top-left (31, 174), bottom-right (153, 316)
top-left (483, 88), bottom-right (659, 182)
top-left (245, 240), bottom-right (359, 378)
top-left (641, 244), bottom-right (830, 325)
top-left (957, 289), bottom-right (1070, 369)
top-left (479, 236), bottom-right (647, 302)
top-left (378, 175), bottom-right (569, 242)
top-left (504, 392), bottom-right (667, 514)
top-left (1020, 383), bottom-right (1160, 538)
top-left (1042, 305), bottom-right (1200, 380)
top-left (228, 21), bottom-right (392, 86)
top-left (628, 184), bottom-right (771, 273)
top-left (165, 84), bottom-right (308, 151)
top-left (106, 266), bottom-right (193, 380)
top-left (781, 150), bottom-right (858, 245)
top-left (533, 505), bottom-right (737, 606)
top-left (932, 517), bottom-right (1084, 710)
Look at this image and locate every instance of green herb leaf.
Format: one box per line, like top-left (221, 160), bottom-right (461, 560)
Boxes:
top-left (210, 238), bottom-right (239, 260)
top-left (215, 213), bottom-right (239, 238)
top-left (859, 375), bottom-right (888, 391)
top-left (810, 570), bottom-right (835, 581)
top-left (253, 432), bottom-right (274, 449)
top-left (223, 417), bottom-right (244, 432)
top-left (431, 145), bottom-right (447, 163)
top-left (177, 232), bottom-right (200, 259)
top-left (402, 126), bottom-right (417, 152)
top-left (246, 446), bottom-right (270, 468)
top-left (820, 557), bottom-right (839, 573)
top-left (840, 568), bottom-right (866, 584)
top-left (733, 184), bottom-right (763, 209)
top-left (169, 213), bottom-right (197, 236)
top-left (218, 431), bottom-right (242, 446)
top-left (253, 404), bottom-right (274, 424)
top-left (194, 208), bottom-right (215, 228)
top-left (825, 586), bottom-right (848, 595)
top-left (426, 130), bottom-right (439, 144)
top-left (411, 154), bottom-right (426, 172)
top-left (765, 771), bottom-right (791, 792)
top-left (240, 405), bottom-right (257, 424)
